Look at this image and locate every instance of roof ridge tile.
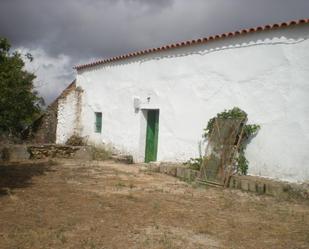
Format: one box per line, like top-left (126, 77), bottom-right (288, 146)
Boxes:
top-left (74, 18), bottom-right (309, 70)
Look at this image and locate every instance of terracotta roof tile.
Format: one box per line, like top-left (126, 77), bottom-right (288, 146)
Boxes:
top-left (74, 19), bottom-right (309, 70)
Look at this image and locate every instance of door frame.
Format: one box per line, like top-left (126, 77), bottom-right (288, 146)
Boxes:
top-left (144, 109), bottom-right (159, 163)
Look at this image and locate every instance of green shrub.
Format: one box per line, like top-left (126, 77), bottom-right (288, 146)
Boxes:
top-left (203, 107), bottom-right (247, 138)
top-left (184, 157), bottom-right (203, 171)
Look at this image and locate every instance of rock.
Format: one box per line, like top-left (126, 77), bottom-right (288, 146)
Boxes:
top-left (1, 145), bottom-right (30, 161)
top-left (176, 166), bottom-right (198, 182)
top-left (159, 165), bottom-right (177, 176)
top-left (111, 155), bottom-right (133, 164)
top-left (73, 146), bottom-right (93, 160)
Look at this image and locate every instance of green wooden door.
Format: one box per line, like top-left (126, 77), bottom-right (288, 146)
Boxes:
top-left (145, 110), bottom-right (159, 163)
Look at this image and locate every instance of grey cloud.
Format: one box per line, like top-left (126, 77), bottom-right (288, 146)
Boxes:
top-left (0, 0), bottom-right (308, 103)
top-left (1, 0), bottom-right (308, 62)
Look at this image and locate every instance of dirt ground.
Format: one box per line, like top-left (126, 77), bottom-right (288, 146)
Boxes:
top-left (0, 159), bottom-right (308, 249)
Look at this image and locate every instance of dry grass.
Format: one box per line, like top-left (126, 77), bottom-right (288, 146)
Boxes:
top-left (0, 159), bottom-right (308, 249)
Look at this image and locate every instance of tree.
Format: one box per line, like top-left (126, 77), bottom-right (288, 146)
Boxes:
top-left (0, 38), bottom-right (44, 137)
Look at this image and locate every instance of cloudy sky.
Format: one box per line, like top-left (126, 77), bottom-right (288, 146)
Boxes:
top-left (1, 0), bottom-right (308, 104)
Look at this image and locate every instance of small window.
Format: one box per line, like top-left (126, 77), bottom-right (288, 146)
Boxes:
top-left (95, 112), bottom-right (102, 133)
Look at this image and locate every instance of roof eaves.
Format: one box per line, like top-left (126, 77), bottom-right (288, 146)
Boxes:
top-left (74, 18), bottom-right (309, 71)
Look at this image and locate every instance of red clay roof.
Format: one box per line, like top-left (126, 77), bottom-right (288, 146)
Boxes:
top-left (74, 19), bottom-right (309, 70)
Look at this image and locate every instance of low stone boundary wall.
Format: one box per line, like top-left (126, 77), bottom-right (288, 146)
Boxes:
top-left (229, 175), bottom-right (309, 199)
top-left (0, 144), bottom-right (133, 163)
top-left (0, 144), bottom-right (93, 161)
top-left (110, 155), bottom-right (134, 164)
top-left (146, 162), bottom-right (309, 199)
top-left (28, 144), bottom-right (94, 160)
top-left (0, 145), bottom-right (30, 161)
top-left (147, 162), bottom-right (199, 182)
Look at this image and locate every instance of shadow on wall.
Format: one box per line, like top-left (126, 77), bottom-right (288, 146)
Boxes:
top-left (0, 161), bottom-right (55, 197)
top-left (78, 24), bottom-right (309, 74)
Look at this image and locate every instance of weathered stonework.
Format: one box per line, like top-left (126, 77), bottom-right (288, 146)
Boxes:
top-left (229, 175), bottom-right (309, 199)
top-left (25, 80), bottom-right (78, 144)
top-left (145, 162), bottom-right (309, 199)
top-left (29, 101), bottom-right (58, 143)
top-left (28, 144), bottom-right (92, 160)
top-left (0, 145), bottom-right (30, 161)
top-left (56, 81), bottom-right (84, 144)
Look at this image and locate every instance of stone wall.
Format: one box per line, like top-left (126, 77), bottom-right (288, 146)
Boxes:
top-left (145, 162), bottom-right (309, 199)
top-left (24, 80), bottom-right (77, 144)
top-left (0, 144), bottom-right (93, 162)
top-left (0, 145), bottom-right (30, 161)
top-left (56, 81), bottom-right (83, 144)
top-left (229, 175), bottom-right (309, 199)
top-left (28, 144), bottom-right (93, 160)
top-left (29, 101), bottom-right (58, 143)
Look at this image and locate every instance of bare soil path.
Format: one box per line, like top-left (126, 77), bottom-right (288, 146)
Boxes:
top-left (0, 159), bottom-right (308, 249)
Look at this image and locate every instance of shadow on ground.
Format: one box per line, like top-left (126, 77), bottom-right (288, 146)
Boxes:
top-left (0, 161), bottom-right (54, 196)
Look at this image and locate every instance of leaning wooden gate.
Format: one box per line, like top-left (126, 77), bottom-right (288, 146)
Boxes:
top-left (199, 117), bottom-right (246, 187)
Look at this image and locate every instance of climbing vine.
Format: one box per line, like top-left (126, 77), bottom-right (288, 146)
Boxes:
top-left (184, 157), bottom-right (203, 171)
top-left (205, 107), bottom-right (260, 175)
top-left (203, 107), bottom-right (248, 138)
top-left (185, 107), bottom-right (260, 175)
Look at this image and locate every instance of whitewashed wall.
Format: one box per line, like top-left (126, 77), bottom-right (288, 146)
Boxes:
top-left (56, 89), bottom-right (78, 144)
top-left (70, 24), bottom-right (309, 182)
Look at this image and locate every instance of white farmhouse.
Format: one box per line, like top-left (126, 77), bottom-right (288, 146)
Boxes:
top-left (56, 19), bottom-right (309, 183)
